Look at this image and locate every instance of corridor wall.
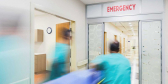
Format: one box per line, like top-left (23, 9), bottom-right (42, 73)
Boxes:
top-left (127, 35), bottom-right (138, 51)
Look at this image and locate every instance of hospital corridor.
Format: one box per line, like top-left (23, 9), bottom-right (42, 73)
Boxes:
top-left (0, 0), bottom-right (167, 84)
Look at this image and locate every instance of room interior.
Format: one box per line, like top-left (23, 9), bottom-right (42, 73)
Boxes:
top-left (34, 10), bottom-right (70, 84)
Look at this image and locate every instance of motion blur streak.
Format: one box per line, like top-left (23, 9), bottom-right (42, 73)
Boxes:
top-left (0, 4), bottom-right (31, 84)
top-left (43, 28), bottom-right (71, 83)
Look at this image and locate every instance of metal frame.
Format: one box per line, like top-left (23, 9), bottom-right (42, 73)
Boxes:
top-left (87, 13), bottom-right (163, 23)
top-left (139, 21), bottom-right (142, 84)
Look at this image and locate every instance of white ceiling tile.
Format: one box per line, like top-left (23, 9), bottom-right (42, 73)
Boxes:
top-left (110, 21), bottom-right (138, 36)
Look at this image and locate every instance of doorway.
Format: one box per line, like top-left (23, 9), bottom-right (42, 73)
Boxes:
top-left (105, 21), bottom-right (139, 84)
top-left (88, 20), bottom-right (162, 84)
top-left (33, 9), bottom-right (76, 84)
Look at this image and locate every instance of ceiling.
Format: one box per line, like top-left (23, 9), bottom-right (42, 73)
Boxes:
top-left (80, 0), bottom-right (132, 4)
top-left (111, 21), bottom-right (138, 36)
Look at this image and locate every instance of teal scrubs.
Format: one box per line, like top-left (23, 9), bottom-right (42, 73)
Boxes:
top-left (47, 43), bottom-right (70, 81)
top-left (92, 53), bottom-right (131, 84)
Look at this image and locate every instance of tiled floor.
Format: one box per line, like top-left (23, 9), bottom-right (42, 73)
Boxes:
top-left (34, 71), bottom-right (50, 84)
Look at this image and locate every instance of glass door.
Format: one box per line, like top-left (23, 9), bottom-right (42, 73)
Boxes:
top-left (139, 21), bottom-right (162, 84)
top-left (88, 23), bottom-right (104, 67)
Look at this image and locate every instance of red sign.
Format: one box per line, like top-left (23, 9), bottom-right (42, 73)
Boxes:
top-left (107, 4), bottom-right (136, 12)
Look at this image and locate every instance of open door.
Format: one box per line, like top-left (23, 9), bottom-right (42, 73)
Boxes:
top-left (56, 22), bottom-right (70, 44)
top-left (139, 21), bottom-right (162, 84)
top-left (56, 22), bottom-right (71, 72)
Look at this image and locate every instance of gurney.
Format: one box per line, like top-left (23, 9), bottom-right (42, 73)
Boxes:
top-left (43, 69), bottom-right (102, 84)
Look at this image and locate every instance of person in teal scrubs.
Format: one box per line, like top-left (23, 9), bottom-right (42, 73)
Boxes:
top-left (45, 28), bottom-right (71, 82)
top-left (91, 41), bottom-right (131, 84)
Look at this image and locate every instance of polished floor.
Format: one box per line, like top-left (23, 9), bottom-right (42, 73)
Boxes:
top-left (34, 71), bottom-right (50, 84)
top-left (124, 49), bottom-right (139, 84)
top-left (131, 58), bottom-right (139, 84)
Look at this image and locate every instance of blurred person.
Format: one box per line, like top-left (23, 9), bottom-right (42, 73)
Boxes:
top-left (91, 41), bottom-right (131, 84)
top-left (44, 28), bottom-right (71, 82)
top-left (0, 7), bottom-right (30, 84)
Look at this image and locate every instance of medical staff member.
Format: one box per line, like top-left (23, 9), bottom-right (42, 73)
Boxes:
top-left (91, 41), bottom-right (131, 84)
top-left (44, 28), bottom-right (71, 82)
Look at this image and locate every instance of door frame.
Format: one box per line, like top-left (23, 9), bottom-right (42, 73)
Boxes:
top-left (30, 3), bottom-right (76, 84)
top-left (104, 32), bottom-right (107, 54)
top-left (86, 13), bottom-right (164, 84)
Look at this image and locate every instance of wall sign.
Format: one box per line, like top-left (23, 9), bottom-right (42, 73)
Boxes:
top-left (107, 4), bottom-right (136, 12)
top-left (103, 1), bottom-right (141, 17)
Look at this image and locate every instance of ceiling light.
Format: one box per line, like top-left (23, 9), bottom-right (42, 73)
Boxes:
top-left (129, 23), bottom-right (131, 24)
top-left (131, 28), bottom-right (133, 29)
top-left (130, 25), bottom-right (132, 26)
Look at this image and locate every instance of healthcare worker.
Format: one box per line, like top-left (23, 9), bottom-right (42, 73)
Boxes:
top-left (91, 41), bottom-right (131, 84)
top-left (45, 28), bottom-right (71, 82)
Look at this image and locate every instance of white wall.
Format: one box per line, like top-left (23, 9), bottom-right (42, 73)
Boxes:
top-left (34, 14), bottom-right (69, 70)
top-left (127, 35), bottom-right (138, 49)
top-left (105, 22), bottom-right (128, 54)
top-left (163, 0), bottom-right (168, 83)
top-left (33, 0), bottom-right (86, 70)
top-left (127, 35), bottom-right (138, 60)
